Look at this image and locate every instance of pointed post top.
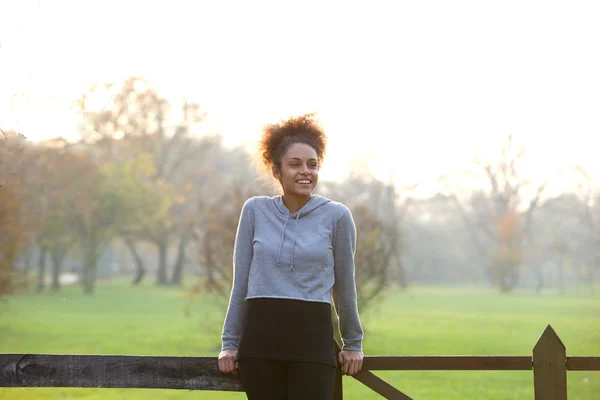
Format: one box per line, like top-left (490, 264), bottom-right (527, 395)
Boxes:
top-left (534, 324), bottom-right (566, 352)
top-left (533, 325), bottom-right (567, 399)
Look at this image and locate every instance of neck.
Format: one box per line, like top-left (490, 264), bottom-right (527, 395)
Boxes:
top-left (282, 193), bottom-right (312, 214)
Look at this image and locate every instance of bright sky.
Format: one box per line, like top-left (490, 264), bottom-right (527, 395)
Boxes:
top-left (1, 0), bottom-right (600, 195)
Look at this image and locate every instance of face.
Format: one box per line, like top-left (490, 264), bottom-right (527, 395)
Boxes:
top-left (272, 142), bottom-right (319, 198)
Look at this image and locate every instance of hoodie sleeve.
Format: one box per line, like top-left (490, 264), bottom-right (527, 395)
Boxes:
top-left (221, 197), bottom-right (255, 351)
top-left (332, 205), bottom-right (364, 351)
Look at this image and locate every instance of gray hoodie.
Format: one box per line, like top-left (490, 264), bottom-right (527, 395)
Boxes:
top-left (221, 194), bottom-right (364, 352)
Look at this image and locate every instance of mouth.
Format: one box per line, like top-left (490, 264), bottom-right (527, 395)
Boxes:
top-left (295, 179), bottom-right (312, 185)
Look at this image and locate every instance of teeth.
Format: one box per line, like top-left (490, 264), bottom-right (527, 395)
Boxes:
top-left (297, 180), bottom-right (311, 183)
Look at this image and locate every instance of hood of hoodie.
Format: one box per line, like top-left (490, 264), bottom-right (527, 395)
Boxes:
top-left (272, 194), bottom-right (331, 218)
top-left (271, 194), bottom-right (331, 270)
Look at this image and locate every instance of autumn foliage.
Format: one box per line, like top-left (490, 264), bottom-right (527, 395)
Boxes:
top-left (492, 207), bottom-right (529, 292)
top-left (0, 185), bottom-right (29, 295)
top-left (0, 131), bottom-right (31, 297)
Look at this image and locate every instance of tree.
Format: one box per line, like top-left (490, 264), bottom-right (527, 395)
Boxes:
top-left (439, 133), bottom-right (548, 292)
top-left (23, 140), bottom-right (83, 292)
top-left (63, 151), bottom-right (163, 293)
top-left (568, 165), bottom-right (600, 291)
top-left (185, 145), bottom-right (267, 297)
top-left (525, 193), bottom-right (585, 293)
top-left (491, 206), bottom-right (529, 292)
top-left (104, 153), bottom-right (174, 285)
top-left (351, 204), bottom-right (397, 309)
top-left (0, 130), bottom-right (32, 298)
top-left (0, 185), bottom-right (29, 298)
top-left (75, 76), bottom-right (208, 285)
top-left (319, 167), bottom-right (408, 313)
top-left (187, 186), bottom-right (252, 302)
top-left (165, 135), bottom-right (227, 286)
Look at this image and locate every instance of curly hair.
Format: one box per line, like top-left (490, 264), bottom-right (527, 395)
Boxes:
top-left (258, 113), bottom-right (327, 174)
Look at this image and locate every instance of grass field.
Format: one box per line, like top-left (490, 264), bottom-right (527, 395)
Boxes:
top-left (1, 280), bottom-right (598, 399)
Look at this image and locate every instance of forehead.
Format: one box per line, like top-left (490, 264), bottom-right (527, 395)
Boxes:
top-left (284, 142), bottom-right (317, 159)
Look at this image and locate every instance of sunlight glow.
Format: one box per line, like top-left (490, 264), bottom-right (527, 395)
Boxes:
top-left (1, 0), bottom-right (599, 192)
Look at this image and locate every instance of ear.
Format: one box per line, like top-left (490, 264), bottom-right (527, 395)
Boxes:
top-left (271, 165), bottom-right (280, 180)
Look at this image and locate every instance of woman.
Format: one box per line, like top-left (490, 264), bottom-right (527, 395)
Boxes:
top-left (218, 114), bottom-right (364, 400)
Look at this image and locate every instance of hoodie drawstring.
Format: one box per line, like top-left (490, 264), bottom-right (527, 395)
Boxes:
top-left (289, 211), bottom-right (302, 271)
top-left (275, 214), bottom-right (290, 266)
top-left (276, 200), bottom-right (309, 271)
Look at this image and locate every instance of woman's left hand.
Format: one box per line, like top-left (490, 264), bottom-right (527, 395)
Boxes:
top-left (338, 350), bottom-right (364, 376)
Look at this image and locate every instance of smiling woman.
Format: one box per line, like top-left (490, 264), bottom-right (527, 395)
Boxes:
top-left (259, 113), bottom-right (327, 200)
top-left (217, 113), bottom-right (364, 400)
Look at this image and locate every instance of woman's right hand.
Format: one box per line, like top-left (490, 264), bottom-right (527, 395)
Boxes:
top-left (218, 349), bottom-right (238, 375)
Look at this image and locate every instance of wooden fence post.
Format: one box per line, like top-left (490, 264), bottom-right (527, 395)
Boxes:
top-left (533, 325), bottom-right (567, 400)
top-left (333, 342), bottom-right (343, 400)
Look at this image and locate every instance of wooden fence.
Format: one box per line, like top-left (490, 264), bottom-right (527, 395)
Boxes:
top-left (1, 325), bottom-right (598, 399)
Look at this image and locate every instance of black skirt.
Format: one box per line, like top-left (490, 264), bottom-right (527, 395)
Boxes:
top-left (237, 298), bottom-right (337, 367)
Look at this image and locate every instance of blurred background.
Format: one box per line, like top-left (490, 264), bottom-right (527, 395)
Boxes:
top-left (1, 1), bottom-right (599, 399)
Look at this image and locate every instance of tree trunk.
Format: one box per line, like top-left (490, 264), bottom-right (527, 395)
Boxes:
top-left (123, 237), bottom-right (146, 285)
top-left (502, 270), bottom-right (520, 292)
top-left (82, 235), bottom-right (99, 294)
top-left (170, 229), bottom-right (191, 285)
top-left (495, 261), bottom-right (520, 293)
top-left (50, 250), bottom-right (63, 291)
top-left (83, 249), bottom-right (98, 294)
top-left (36, 245), bottom-right (47, 293)
top-left (156, 240), bottom-right (169, 285)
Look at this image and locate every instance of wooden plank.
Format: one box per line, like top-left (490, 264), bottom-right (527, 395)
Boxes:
top-left (567, 357), bottom-right (600, 371)
top-left (363, 356), bottom-right (532, 370)
top-left (533, 325), bottom-right (567, 400)
top-left (0, 354), bottom-right (242, 391)
top-left (353, 370), bottom-right (413, 400)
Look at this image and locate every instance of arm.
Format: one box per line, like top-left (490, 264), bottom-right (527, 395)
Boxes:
top-left (221, 198), bottom-right (255, 351)
top-left (332, 205), bottom-right (364, 351)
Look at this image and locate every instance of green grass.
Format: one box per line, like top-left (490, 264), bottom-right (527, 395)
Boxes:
top-left (1, 280), bottom-right (599, 399)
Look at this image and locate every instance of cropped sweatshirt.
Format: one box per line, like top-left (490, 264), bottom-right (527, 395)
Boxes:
top-left (221, 194), bottom-right (364, 352)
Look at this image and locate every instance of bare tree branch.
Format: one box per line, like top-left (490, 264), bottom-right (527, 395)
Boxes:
top-left (438, 134), bottom-right (552, 291)
top-left (522, 180), bottom-right (548, 239)
top-left (438, 175), bottom-right (498, 247)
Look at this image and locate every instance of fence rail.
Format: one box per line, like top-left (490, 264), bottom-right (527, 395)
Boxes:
top-left (1, 325), bottom-right (598, 399)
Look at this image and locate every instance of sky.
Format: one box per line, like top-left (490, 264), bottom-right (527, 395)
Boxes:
top-left (1, 0), bottom-right (600, 196)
